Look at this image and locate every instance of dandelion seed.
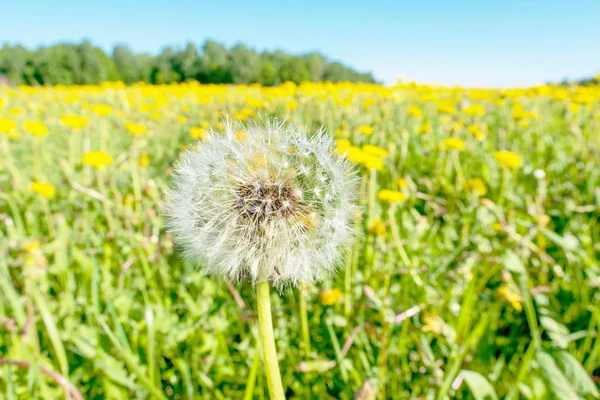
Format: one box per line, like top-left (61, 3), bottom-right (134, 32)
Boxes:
top-left (166, 119), bottom-right (358, 290)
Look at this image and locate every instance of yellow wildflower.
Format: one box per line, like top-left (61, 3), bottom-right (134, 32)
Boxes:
top-left (24, 121), bottom-right (49, 136)
top-left (345, 146), bottom-right (366, 164)
top-left (91, 104), bottom-right (113, 116)
top-left (494, 151), bottom-right (522, 169)
top-left (396, 178), bottom-right (408, 188)
top-left (362, 144), bottom-right (389, 158)
top-left (189, 127), bottom-right (205, 139)
top-left (286, 99), bottom-right (298, 110)
top-left (498, 285), bottom-right (523, 312)
top-left (30, 182), bottom-right (56, 199)
top-left (465, 178), bottom-right (487, 196)
top-left (126, 121), bottom-right (147, 135)
top-left (422, 313), bottom-right (443, 335)
top-left (81, 151), bottom-right (113, 170)
top-left (437, 103), bottom-right (456, 114)
top-left (418, 123), bottom-right (431, 134)
top-left (378, 189), bottom-right (406, 204)
top-left (442, 137), bottom-right (466, 151)
top-left (368, 220), bottom-right (387, 236)
top-left (319, 288), bottom-right (343, 306)
top-left (24, 240), bottom-right (42, 252)
top-left (408, 105), bottom-right (424, 117)
top-left (468, 125), bottom-right (485, 139)
top-left (150, 111), bottom-right (162, 120)
top-left (362, 154), bottom-right (384, 170)
top-left (335, 139), bottom-right (351, 155)
top-left (139, 154), bottom-right (150, 167)
top-left (357, 125), bottom-right (374, 135)
top-left (61, 115), bottom-right (89, 130)
top-left (177, 115), bottom-right (186, 124)
top-left (0, 118), bottom-right (17, 134)
top-left (10, 107), bottom-right (21, 116)
top-left (463, 104), bottom-right (485, 116)
top-left (568, 103), bottom-right (580, 113)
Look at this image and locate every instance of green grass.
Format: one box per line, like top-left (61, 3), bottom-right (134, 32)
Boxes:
top-left (1, 83), bottom-right (599, 399)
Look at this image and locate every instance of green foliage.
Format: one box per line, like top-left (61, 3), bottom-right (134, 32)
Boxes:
top-left (0, 40), bottom-right (377, 86)
top-left (0, 84), bottom-right (599, 398)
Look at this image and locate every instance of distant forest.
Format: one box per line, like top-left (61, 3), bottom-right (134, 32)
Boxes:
top-left (0, 40), bottom-right (378, 86)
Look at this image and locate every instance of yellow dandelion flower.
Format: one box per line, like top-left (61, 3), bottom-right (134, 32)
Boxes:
top-left (345, 146), bottom-right (366, 164)
top-left (568, 103), bottom-right (580, 113)
top-left (468, 125), bottom-right (485, 139)
top-left (0, 118), bottom-right (17, 134)
top-left (422, 313), bottom-right (443, 335)
top-left (362, 144), bottom-right (389, 158)
top-left (378, 189), bottom-right (406, 204)
top-left (24, 240), bottom-right (42, 252)
top-left (437, 103), bottom-right (456, 115)
top-left (63, 93), bottom-right (79, 103)
top-left (319, 288), bottom-right (343, 306)
top-left (408, 105), bottom-right (424, 117)
top-left (150, 111), bottom-right (162, 120)
top-left (189, 127), bottom-right (205, 139)
top-left (357, 125), bottom-right (374, 135)
top-left (418, 123), bottom-right (431, 134)
top-left (492, 223), bottom-right (503, 232)
top-left (286, 99), bottom-right (298, 110)
top-left (442, 137), bottom-right (466, 151)
top-left (368, 220), bottom-right (387, 236)
top-left (498, 285), bottom-right (523, 312)
top-left (177, 115), bottom-right (187, 124)
top-left (81, 151), bottom-right (113, 170)
top-left (139, 154), bottom-right (150, 167)
top-left (465, 178), bottom-right (487, 196)
top-left (10, 107), bottom-right (21, 116)
top-left (463, 104), bottom-right (485, 116)
top-left (126, 121), bottom-right (147, 135)
top-left (362, 154), bottom-right (384, 170)
top-left (90, 104), bottom-right (113, 116)
top-left (30, 182), bottom-right (56, 199)
top-left (335, 139), bottom-right (351, 156)
top-left (61, 115), bottom-right (89, 130)
top-left (396, 178), bottom-right (408, 188)
top-left (494, 151), bottom-right (522, 169)
top-left (24, 121), bottom-right (49, 136)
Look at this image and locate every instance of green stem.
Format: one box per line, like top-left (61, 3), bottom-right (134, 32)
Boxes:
top-left (243, 346), bottom-right (261, 400)
top-left (299, 284), bottom-right (311, 357)
top-left (257, 281), bottom-right (286, 400)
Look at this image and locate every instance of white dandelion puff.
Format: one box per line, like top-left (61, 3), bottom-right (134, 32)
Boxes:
top-left (166, 119), bottom-right (359, 290)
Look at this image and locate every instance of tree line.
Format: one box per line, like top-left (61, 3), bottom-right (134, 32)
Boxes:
top-left (0, 40), bottom-right (378, 86)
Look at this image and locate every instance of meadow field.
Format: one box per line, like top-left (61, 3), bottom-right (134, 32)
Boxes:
top-left (1, 80), bottom-right (599, 399)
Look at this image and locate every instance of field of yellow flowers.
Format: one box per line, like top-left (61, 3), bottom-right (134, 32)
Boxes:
top-left (1, 81), bottom-right (599, 399)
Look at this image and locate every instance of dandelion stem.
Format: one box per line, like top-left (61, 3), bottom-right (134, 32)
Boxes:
top-left (298, 284), bottom-right (311, 357)
top-left (256, 281), bottom-right (286, 400)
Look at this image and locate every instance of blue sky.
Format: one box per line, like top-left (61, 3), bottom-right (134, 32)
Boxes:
top-left (1, 0), bottom-right (599, 87)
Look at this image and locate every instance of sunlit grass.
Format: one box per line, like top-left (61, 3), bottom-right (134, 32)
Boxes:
top-left (1, 81), bottom-right (599, 399)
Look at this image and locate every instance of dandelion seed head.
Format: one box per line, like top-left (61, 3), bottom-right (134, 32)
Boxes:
top-left (166, 119), bottom-right (359, 290)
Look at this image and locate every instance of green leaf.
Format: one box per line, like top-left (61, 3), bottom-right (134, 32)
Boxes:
top-left (550, 350), bottom-right (599, 398)
top-left (536, 351), bottom-right (578, 400)
top-left (460, 370), bottom-right (498, 400)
